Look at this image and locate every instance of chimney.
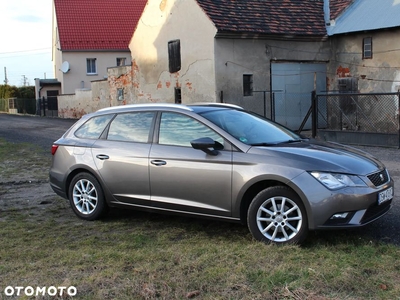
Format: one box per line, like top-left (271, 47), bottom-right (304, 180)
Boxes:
top-left (324, 0), bottom-right (331, 25)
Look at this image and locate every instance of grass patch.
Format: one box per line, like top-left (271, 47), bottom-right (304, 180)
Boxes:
top-left (0, 138), bottom-right (50, 182)
top-left (0, 139), bottom-right (399, 299)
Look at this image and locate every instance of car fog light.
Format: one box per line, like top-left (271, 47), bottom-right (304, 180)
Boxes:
top-left (331, 213), bottom-right (349, 219)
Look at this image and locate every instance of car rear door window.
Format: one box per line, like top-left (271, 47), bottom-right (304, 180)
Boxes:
top-left (107, 112), bottom-right (155, 143)
top-left (75, 114), bottom-right (114, 139)
top-left (159, 112), bottom-right (223, 147)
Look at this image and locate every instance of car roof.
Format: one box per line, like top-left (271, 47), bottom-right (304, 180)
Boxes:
top-left (95, 102), bottom-right (243, 114)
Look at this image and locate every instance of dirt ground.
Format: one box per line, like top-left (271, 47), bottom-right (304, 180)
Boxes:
top-left (0, 155), bottom-right (70, 222)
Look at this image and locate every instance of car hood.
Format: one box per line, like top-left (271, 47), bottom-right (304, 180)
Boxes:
top-left (247, 139), bottom-right (384, 175)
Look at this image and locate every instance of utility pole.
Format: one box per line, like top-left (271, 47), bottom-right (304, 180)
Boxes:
top-left (4, 67), bottom-right (8, 85)
top-left (22, 75), bottom-right (28, 86)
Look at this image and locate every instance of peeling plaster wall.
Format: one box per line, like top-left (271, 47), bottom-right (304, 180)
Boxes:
top-left (215, 38), bottom-right (331, 114)
top-left (58, 80), bottom-right (109, 119)
top-left (129, 0), bottom-right (217, 104)
top-left (328, 28), bottom-right (400, 93)
top-left (57, 66), bottom-right (134, 118)
top-left (107, 65), bottom-right (135, 106)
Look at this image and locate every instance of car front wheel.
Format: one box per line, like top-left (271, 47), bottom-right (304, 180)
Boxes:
top-left (68, 172), bottom-right (106, 221)
top-left (247, 186), bottom-right (308, 244)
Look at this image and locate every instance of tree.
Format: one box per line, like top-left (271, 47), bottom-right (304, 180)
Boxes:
top-left (0, 85), bottom-right (35, 99)
top-left (0, 84), bottom-right (18, 99)
top-left (16, 86), bottom-right (35, 99)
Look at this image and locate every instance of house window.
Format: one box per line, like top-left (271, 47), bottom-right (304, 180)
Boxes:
top-left (86, 58), bottom-right (97, 74)
top-left (243, 74), bottom-right (253, 96)
top-left (117, 88), bottom-right (124, 101)
top-left (175, 87), bottom-right (181, 104)
top-left (168, 40), bottom-right (181, 73)
top-left (117, 57), bottom-right (126, 66)
top-left (363, 37), bottom-right (372, 59)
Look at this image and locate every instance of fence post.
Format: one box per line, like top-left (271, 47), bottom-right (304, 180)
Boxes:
top-left (398, 92), bottom-right (400, 148)
top-left (42, 96), bottom-right (46, 117)
top-left (271, 92), bottom-right (275, 121)
top-left (311, 91), bottom-right (317, 138)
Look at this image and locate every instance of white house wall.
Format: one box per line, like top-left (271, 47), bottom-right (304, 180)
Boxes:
top-left (129, 0), bottom-right (217, 104)
top-left (55, 51), bottom-right (131, 95)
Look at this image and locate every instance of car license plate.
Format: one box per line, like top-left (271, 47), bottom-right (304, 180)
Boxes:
top-left (378, 187), bottom-right (393, 205)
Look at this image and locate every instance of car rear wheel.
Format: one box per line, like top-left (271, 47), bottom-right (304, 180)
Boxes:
top-left (247, 186), bottom-right (308, 244)
top-left (69, 172), bottom-right (106, 220)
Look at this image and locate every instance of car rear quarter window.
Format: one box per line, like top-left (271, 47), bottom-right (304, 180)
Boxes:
top-left (107, 112), bottom-right (155, 143)
top-left (75, 114), bottom-right (114, 139)
top-left (159, 112), bottom-right (223, 147)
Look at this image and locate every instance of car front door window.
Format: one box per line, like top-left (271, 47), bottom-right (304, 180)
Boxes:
top-left (159, 112), bottom-right (223, 146)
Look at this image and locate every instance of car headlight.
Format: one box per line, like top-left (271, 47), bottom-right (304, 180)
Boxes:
top-left (310, 172), bottom-right (367, 190)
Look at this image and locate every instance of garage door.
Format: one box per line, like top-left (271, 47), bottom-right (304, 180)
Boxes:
top-left (271, 62), bottom-right (326, 130)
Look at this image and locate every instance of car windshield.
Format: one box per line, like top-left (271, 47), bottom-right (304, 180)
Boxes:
top-left (200, 109), bottom-right (302, 145)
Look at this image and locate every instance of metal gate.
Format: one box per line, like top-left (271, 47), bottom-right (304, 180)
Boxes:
top-left (271, 62), bottom-right (327, 130)
top-left (39, 96), bottom-right (58, 117)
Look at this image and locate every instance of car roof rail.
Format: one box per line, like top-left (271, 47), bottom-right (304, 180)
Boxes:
top-left (188, 102), bottom-right (244, 110)
top-left (97, 103), bottom-right (192, 112)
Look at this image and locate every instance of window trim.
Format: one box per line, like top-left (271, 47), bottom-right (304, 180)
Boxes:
top-left (362, 37), bottom-right (372, 59)
top-left (243, 74), bottom-right (253, 96)
top-left (86, 58), bottom-right (97, 75)
top-left (117, 88), bottom-right (124, 101)
top-left (116, 57), bottom-right (126, 66)
top-left (168, 39), bottom-right (181, 73)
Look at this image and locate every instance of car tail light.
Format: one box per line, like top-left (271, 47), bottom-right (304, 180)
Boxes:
top-left (51, 145), bottom-right (59, 155)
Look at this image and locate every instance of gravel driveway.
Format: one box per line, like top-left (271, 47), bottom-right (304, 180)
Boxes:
top-left (0, 113), bottom-right (399, 245)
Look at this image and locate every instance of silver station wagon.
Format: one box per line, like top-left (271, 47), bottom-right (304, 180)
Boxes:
top-left (49, 103), bottom-right (394, 244)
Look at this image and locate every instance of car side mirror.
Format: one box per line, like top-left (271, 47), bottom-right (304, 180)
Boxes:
top-left (190, 137), bottom-right (224, 156)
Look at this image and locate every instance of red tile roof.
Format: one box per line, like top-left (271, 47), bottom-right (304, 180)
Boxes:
top-left (196, 0), bottom-right (328, 38)
top-left (330, 0), bottom-right (353, 19)
top-left (54, 0), bottom-right (147, 51)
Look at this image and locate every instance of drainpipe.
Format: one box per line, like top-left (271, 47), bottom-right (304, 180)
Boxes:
top-left (34, 78), bottom-right (42, 115)
top-left (324, 0), bottom-right (330, 25)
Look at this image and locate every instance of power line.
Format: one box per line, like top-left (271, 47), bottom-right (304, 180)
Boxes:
top-left (0, 47), bottom-right (51, 55)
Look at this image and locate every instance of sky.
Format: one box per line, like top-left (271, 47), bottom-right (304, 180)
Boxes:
top-left (0, 0), bottom-right (53, 87)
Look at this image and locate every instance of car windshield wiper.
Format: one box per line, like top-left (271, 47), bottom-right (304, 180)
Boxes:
top-left (276, 139), bottom-right (305, 144)
top-left (250, 139), bottom-right (306, 147)
top-left (249, 142), bottom-right (278, 146)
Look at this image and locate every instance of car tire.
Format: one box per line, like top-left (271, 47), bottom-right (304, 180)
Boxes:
top-left (247, 186), bottom-right (308, 245)
top-left (68, 172), bottom-right (107, 221)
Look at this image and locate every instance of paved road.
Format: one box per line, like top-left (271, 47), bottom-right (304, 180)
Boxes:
top-left (0, 113), bottom-right (399, 245)
top-left (0, 113), bottom-right (76, 152)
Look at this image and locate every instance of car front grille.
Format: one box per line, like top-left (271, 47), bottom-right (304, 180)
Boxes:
top-left (367, 169), bottom-right (389, 187)
top-left (361, 200), bottom-right (392, 224)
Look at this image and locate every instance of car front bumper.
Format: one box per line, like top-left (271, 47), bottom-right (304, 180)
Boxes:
top-left (289, 172), bottom-right (394, 230)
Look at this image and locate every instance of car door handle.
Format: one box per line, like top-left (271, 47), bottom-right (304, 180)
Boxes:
top-left (96, 154), bottom-right (109, 160)
top-left (151, 160), bottom-right (167, 166)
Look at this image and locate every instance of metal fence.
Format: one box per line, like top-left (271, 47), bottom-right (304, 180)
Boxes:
top-left (0, 98), bottom-right (36, 115)
top-left (0, 97), bottom-right (58, 117)
top-left (315, 92), bottom-right (400, 148)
